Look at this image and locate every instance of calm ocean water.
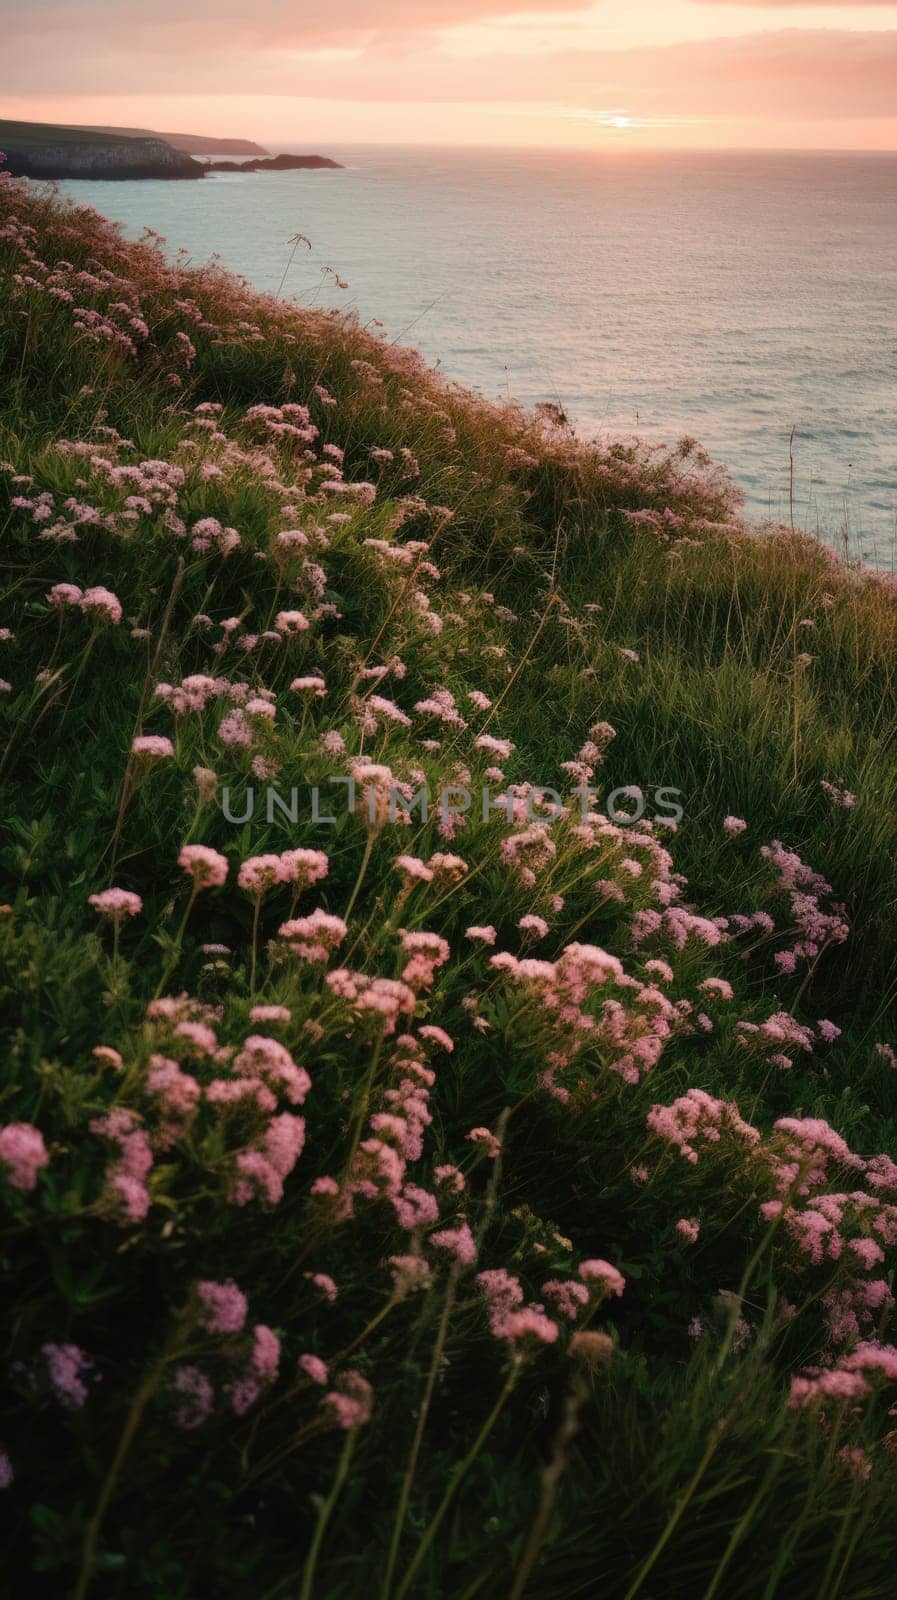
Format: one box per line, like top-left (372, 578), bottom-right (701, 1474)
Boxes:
top-left (61, 147), bottom-right (897, 561)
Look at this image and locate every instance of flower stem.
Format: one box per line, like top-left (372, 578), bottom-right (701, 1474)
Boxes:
top-left (621, 1419), bottom-right (727, 1600)
top-left (153, 886), bottom-right (198, 999)
top-left (394, 1369), bottom-right (517, 1600)
top-left (298, 1427), bottom-right (357, 1600)
top-left (381, 1263), bottom-right (461, 1600)
top-left (250, 893), bottom-right (262, 991)
top-left (508, 1379), bottom-right (585, 1600)
top-left (74, 1336), bottom-right (181, 1600)
top-left (344, 830), bottom-right (375, 925)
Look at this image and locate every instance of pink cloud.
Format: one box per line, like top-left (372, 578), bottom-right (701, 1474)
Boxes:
top-left (310, 28), bottom-right (897, 117)
top-left (3, 15), bottom-right (897, 122)
top-left (0, 0), bottom-right (591, 57)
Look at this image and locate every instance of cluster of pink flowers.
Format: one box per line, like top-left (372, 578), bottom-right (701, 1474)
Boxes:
top-left (324, 1370), bottom-right (373, 1430)
top-left (324, 969), bottom-right (417, 1038)
top-left (170, 1365), bottom-right (215, 1431)
top-left (178, 844), bottom-right (229, 889)
top-left (647, 1088), bottom-right (761, 1166)
top-left (43, 1343), bottom-right (94, 1409)
top-left (400, 929), bottom-right (451, 990)
top-left (723, 815), bottom-right (747, 836)
top-left (88, 886), bottom-right (143, 923)
top-left (790, 1341), bottom-right (897, 1408)
top-left (473, 1255), bottom-right (624, 1359)
top-left (499, 825), bottom-right (557, 887)
top-left (230, 1324), bottom-right (281, 1414)
top-left (89, 1107), bottom-right (154, 1222)
top-left (238, 848), bottom-right (328, 897)
top-left (278, 908), bottom-right (348, 964)
top-left (146, 1055), bottom-right (202, 1146)
top-left (0, 1123), bottom-right (49, 1191)
top-left (131, 734), bottom-right (174, 759)
top-left (488, 937), bottom-right (695, 1095)
top-left (196, 1279), bottom-right (248, 1335)
top-left (760, 841), bottom-right (849, 973)
top-left (820, 780), bottom-right (857, 810)
top-left (190, 516), bottom-right (241, 557)
top-left (47, 582), bottom-right (122, 624)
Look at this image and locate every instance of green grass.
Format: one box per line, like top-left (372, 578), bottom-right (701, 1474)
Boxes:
top-left (1, 173), bottom-right (897, 1599)
top-left (0, 120), bottom-right (145, 148)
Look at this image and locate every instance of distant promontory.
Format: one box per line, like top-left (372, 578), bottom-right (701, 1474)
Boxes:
top-left (75, 127), bottom-right (270, 157)
top-left (204, 153), bottom-right (342, 173)
top-left (0, 121), bottom-right (340, 181)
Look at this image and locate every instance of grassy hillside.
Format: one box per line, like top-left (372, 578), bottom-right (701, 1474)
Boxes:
top-left (72, 127), bottom-right (270, 156)
top-left (2, 169), bottom-right (897, 1599)
top-left (0, 121), bottom-right (143, 148)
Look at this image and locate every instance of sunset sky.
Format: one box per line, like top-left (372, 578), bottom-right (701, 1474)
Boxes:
top-left (3, 0), bottom-right (897, 149)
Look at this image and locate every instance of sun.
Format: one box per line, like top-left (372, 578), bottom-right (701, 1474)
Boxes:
top-left (610, 115), bottom-right (633, 130)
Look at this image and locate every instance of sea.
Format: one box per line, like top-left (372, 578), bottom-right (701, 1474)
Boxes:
top-left (59, 146), bottom-right (897, 563)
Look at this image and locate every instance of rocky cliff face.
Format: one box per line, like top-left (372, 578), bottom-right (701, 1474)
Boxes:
top-left (2, 137), bottom-right (203, 181)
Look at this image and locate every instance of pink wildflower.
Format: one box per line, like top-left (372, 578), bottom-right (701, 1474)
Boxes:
top-left (324, 1370), bottom-right (373, 1430)
top-left (275, 610), bottom-right (310, 634)
top-left (389, 1255), bottom-right (433, 1297)
top-left (466, 1126), bottom-right (502, 1159)
top-left (305, 1272), bottom-right (339, 1303)
top-left (170, 1366), bottom-right (215, 1430)
top-left (233, 1036), bottom-right (311, 1105)
top-left (238, 854), bottom-right (285, 895)
top-left (43, 1343), bottom-right (92, 1409)
top-left (278, 848), bottom-right (329, 889)
top-left (395, 854), bottom-right (434, 884)
top-left (279, 909), bottom-right (347, 962)
top-left (131, 735), bottom-right (174, 759)
top-left (178, 844), bottom-right (228, 889)
top-left (542, 1279), bottom-right (590, 1321)
top-left (249, 1004), bottom-right (291, 1024)
top-left (418, 1025), bottom-right (454, 1053)
top-left (299, 1354), bottom-right (329, 1385)
top-left (196, 1279), bottom-right (248, 1335)
top-left (47, 582), bottom-right (82, 608)
top-left (88, 887), bottom-right (142, 922)
top-left (430, 1224), bottom-right (477, 1264)
top-left (578, 1259), bottom-right (626, 1297)
top-left (89, 1108), bottom-right (153, 1223)
top-left (0, 1122), bottom-right (48, 1191)
top-left (79, 586), bottom-right (122, 625)
top-left (500, 1309), bottom-right (560, 1350)
top-left (92, 1046), bottom-right (123, 1071)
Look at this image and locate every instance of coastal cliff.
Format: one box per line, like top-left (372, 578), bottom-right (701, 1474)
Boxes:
top-left (0, 122), bottom-right (203, 180)
top-left (0, 121), bottom-right (339, 180)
